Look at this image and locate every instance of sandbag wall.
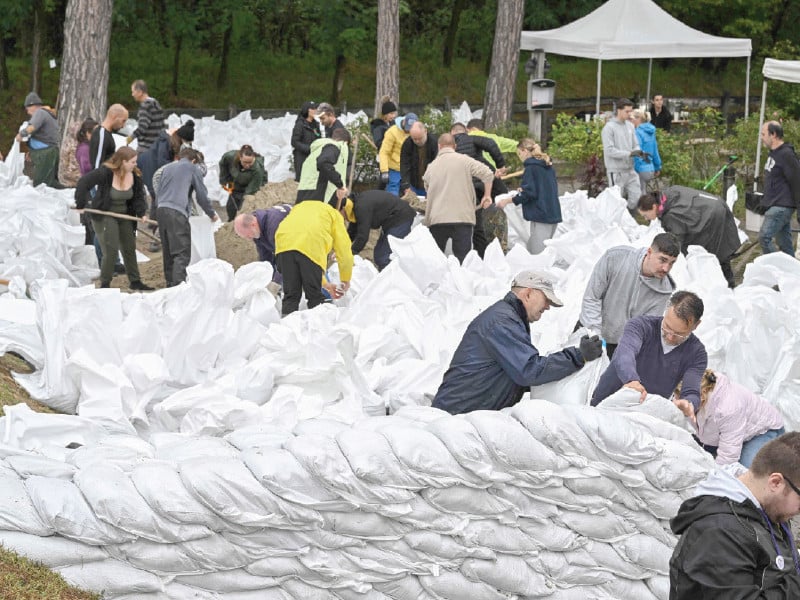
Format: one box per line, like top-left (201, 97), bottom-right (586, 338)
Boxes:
top-left (0, 400), bottom-right (714, 599)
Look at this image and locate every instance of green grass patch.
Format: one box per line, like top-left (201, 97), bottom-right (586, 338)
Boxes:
top-left (0, 545), bottom-right (100, 600)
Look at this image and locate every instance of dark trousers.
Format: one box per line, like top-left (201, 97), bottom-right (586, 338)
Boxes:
top-left (226, 192), bottom-right (245, 221)
top-left (472, 208), bottom-right (488, 258)
top-left (429, 223), bottom-right (473, 264)
top-left (157, 207), bottom-right (192, 287)
top-left (276, 250), bottom-right (326, 315)
top-left (374, 219), bottom-right (414, 270)
top-left (720, 257), bottom-right (735, 288)
top-left (93, 215), bottom-right (141, 285)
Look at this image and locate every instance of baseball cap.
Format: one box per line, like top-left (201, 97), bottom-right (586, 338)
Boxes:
top-left (511, 270), bottom-right (563, 306)
top-left (402, 112), bottom-right (418, 131)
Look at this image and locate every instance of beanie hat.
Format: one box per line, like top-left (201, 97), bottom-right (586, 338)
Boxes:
top-left (24, 92), bottom-right (43, 107)
top-left (176, 120), bottom-right (195, 142)
top-left (381, 101), bottom-right (397, 115)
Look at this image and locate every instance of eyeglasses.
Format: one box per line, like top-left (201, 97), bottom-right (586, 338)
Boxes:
top-left (661, 321), bottom-right (690, 341)
top-left (783, 474), bottom-right (800, 498)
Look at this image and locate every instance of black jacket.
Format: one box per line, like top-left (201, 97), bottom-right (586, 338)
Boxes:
top-left (453, 133), bottom-right (505, 170)
top-left (670, 491), bottom-right (800, 599)
top-left (296, 142), bottom-right (346, 205)
top-left (75, 166), bottom-right (147, 218)
top-left (650, 104), bottom-right (673, 132)
top-left (660, 186), bottom-right (741, 261)
top-left (291, 116), bottom-right (321, 180)
top-left (762, 143), bottom-right (800, 210)
top-left (370, 118), bottom-right (390, 151)
top-left (349, 190), bottom-right (416, 254)
top-left (399, 133), bottom-right (438, 194)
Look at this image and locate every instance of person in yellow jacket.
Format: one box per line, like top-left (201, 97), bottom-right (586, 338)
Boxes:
top-left (274, 200), bottom-right (354, 316)
top-left (379, 112), bottom-right (417, 195)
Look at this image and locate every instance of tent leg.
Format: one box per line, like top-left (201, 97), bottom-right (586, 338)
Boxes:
top-left (754, 78), bottom-right (768, 190)
top-left (744, 54), bottom-right (751, 119)
top-left (596, 60), bottom-right (602, 115)
top-left (646, 58), bottom-right (652, 105)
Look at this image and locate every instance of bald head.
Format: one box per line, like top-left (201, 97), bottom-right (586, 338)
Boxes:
top-left (438, 133), bottom-right (455, 149)
top-left (233, 213), bottom-right (260, 239)
top-left (104, 103), bottom-right (129, 133)
top-left (409, 121), bottom-right (427, 146)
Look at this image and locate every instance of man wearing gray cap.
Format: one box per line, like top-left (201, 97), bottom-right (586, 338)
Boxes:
top-left (433, 271), bottom-right (603, 415)
top-left (17, 92), bottom-right (61, 187)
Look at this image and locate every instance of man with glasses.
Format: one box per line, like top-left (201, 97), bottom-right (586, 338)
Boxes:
top-left (590, 290), bottom-right (707, 423)
top-left (580, 233), bottom-right (679, 359)
top-left (670, 432), bottom-right (800, 597)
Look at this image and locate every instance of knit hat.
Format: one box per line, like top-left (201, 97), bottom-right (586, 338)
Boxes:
top-left (511, 271), bottom-right (563, 306)
top-left (24, 92), bottom-right (43, 107)
top-left (176, 120), bottom-right (195, 142)
top-left (381, 101), bottom-right (397, 115)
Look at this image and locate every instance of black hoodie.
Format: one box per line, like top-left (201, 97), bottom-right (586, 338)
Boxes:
top-left (670, 470), bottom-right (800, 599)
top-left (762, 143), bottom-right (800, 209)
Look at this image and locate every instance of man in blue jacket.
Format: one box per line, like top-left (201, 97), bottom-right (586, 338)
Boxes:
top-left (233, 204), bottom-right (292, 294)
top-left (432, 271), bottom-right (603, 415)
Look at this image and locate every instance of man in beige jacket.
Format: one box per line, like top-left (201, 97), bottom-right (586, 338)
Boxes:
top-left (423, 133), bottom-right (494, 263)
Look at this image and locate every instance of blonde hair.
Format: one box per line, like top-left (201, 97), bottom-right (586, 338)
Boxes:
top-left (674, 368), bottom-right (717, 411)
top-left (631, 109), bottom-right (648, 122)
top-left (518, 137), bottom-right (552, 166)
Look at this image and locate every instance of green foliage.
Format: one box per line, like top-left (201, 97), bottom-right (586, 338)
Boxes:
top-left (548, 113), bottom-right (604, 164)
top-left (419, 106), bottom-right (454, 136)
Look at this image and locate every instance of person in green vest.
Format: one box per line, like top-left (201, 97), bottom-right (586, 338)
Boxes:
top-left (296, 128), bottom-right (351, 206)
top-left (219, 144), bottom-right (267, 221)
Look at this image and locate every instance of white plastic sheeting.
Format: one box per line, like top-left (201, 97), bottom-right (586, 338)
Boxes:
top-left (0, 137), bottom-right (795, 598)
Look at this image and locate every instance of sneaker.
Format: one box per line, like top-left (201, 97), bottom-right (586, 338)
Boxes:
top-left (114, 264), bottom-right (126, 275)
top-left (147, 241), bottom-right (161, 252)
top-left (129, 281), bottom-right (154, 291)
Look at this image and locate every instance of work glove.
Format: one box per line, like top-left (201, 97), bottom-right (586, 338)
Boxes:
top-left (630, 149), bottom-right (644, 158)
top-left (380, 172), bottom-right (389, 185)
top-left (579, 334), bottom-right (603, 363)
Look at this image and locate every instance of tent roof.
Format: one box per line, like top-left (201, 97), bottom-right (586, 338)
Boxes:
top-left (763, 58), bottom-right (800, 84)
top-left (520, 0), bottom-right (751, 60)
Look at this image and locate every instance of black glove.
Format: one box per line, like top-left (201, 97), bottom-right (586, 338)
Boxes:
top-left (630, 149), bottom-right (644, 158)
top-left (579, 334), bottom-right (603, 363)
top-left (380, 172), bottom-right (389, 185)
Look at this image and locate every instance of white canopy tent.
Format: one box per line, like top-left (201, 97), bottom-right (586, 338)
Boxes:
top-left (520, 0), bottom-right (752, 116)
top-left (754, 59), bottom-right (800, 185)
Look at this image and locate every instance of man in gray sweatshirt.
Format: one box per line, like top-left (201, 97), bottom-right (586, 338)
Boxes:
top-left (602, 98), bottom-right (643, 209)
top-left (579, 232), bottom-right (679, 358)
top-left (155, 148), bottom-right (218, 286)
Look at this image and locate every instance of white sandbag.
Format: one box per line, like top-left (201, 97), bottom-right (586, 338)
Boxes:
top-left (5, 453), bottom-right (76, 480)
top-left (617, 533), bottom-right (673, 574)
top-left (0, 529), bottom-right (108, 568)
top-left (638, 438), bottom-right (716, 490)
top-left (57, 558), bottom-right (164, 595)
top-left (419, 570), bottom-right (509, 600)
top-left (0, 464), bottom-right (54, 535)
top-left (461, 554), bottom-right (555, 596)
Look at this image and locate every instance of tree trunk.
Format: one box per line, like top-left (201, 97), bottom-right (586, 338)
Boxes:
top-left (374, 0), bottom-right (399, 116)
top-left (443, 0), bottom-right (466, 68)
top-left (331, 54), bottom-right (346, 105)
top-left (216, 13), bottom-right (233, 90)
top-left (171, 34), bottom-right (183, 97)
top-left (483, 0), bottom-right (524, 128)
top-left (31, 0), bottom-right (45, 93)
top-left (57, 0), bottom-right (113, 186)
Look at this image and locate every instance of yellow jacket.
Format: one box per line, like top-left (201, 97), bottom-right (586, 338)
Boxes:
top-left (379, 124), bottom-right (408, 172)
top-left (275, 201), bottom-right (354, 282)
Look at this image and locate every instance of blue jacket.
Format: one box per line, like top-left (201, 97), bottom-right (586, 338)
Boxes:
top-left (514, 157), bottom-right (562, 224)
top-left (254, 205), bottom-right (292, 283)
top-left (634, 123), bottom-right (662, 173)
top-left (433, 292), bottom-right (585, 415)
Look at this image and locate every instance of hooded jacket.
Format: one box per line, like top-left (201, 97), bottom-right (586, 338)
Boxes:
top-left (696, 372), bottom-right (784, 465)
top-left (601, 117), bottom-right (639, 173)
top-left (514, 157), bottom-right (562, 224)
top-left (291, 114), bottom-right (321, 179)
top-left (348, 190), bottom-right (416, 255)
top-left (634, 122), bottom-right (662, 173)
top-left (580, 245), bottom-right (676, 344)
top-left (296, 138), bottom-right (348, 205)
top-left (218, 150), bottom-right (266, 197)
top-left (670, 467), bottom-right (800, 598)
top-left (659, 185), bottom-right (741, 261)
top-left (432, 292), bottom-right (585, 415)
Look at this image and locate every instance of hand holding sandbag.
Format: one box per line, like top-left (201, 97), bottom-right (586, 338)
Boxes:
top-left (579, 334), bottom-right (603, 362)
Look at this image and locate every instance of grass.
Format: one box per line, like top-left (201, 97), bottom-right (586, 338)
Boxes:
top-left (0, 353), bottom-right (97, 599)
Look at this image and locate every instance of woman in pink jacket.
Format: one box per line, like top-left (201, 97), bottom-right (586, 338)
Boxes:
top-left (694, 370), bottom-right (784, 467)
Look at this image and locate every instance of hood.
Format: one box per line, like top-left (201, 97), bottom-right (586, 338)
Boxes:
top-left (636, 122), bottom-right (657, 140)
top-left (523, 156), bottom-right (551, 169)
top-left (671, 465), bottom-right (760, 535)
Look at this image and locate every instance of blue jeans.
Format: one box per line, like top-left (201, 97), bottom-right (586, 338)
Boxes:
top-left (739, 427), bottom-right (785, 467)
top-left (374, 219), bottom-right (413, 270)
top-left (759, 206), bottom-right (795, 255)
top-left (386, 170), bottom-right (401, 196)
